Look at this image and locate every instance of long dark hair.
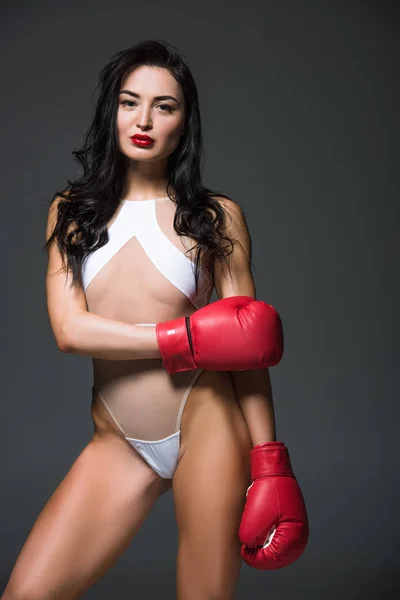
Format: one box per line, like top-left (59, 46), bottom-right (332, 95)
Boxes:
top-left (44, 39), bottom-right (236, 291)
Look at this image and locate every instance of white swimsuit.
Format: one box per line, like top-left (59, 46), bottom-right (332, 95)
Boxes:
top-left (81, 196), bottom-right (213, 478)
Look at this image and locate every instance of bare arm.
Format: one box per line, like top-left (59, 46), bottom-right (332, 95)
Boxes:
top-left (213, 197), bottom-right (277, 445)
top-left (45, 197), bottom-right (160, 360)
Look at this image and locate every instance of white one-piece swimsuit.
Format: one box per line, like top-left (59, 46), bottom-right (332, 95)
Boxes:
top-left (81, 196), bottom-right (213, 478)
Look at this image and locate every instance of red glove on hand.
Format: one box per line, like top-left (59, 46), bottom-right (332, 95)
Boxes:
top-left (156, 296), bottom-right (283, 374)
top-left (239, 442), bottom-right (309, 570)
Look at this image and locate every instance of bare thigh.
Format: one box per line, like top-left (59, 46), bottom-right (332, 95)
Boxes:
top-left (2, 390), bottom-right (171, 600)
top-left (173, 370), bottom-right (252, 600)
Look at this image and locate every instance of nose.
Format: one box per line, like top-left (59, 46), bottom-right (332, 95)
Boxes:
top-left (136, 106), bottom-right (152, 131)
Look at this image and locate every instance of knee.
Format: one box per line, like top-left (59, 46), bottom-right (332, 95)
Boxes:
top-left (205, 574), bottom-right (239, 600)
top-left (177, 540), bottom-right (240, 600)
top-left (1, 583), bottom-right (53, 600)
top-left (196, 586), bottom-right (236, 600)
top-left (206, 592), bottom-right (234, 600)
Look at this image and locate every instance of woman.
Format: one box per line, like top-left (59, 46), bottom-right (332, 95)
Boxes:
top-left (2, 40), bottom-right (308, 600)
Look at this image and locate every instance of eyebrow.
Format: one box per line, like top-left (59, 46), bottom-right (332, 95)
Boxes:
top-left (119, 90), bottom-right (180, 104)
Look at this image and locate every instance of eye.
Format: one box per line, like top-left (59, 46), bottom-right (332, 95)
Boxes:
top-left (119, 99), bottom-right (174, 112)
top-left (120, 99), bottom-right (137, 108)
top-left (158, 104), bottom-right (173, 112)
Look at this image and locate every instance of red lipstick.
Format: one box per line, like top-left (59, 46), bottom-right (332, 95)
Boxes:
top-left (130, 134), bottom-right (155, 147)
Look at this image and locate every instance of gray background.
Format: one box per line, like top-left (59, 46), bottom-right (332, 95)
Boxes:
top-left (1, 0), bottom-right (399, 598)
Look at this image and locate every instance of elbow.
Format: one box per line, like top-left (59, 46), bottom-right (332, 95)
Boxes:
top-left (56, 322), bottom-right (76, 353)
top-left (57, 338), bottom-right (73, 353)
top-left (273, 309), bottom-right (284, 365)
top-left (264, 304), bottom-right (284, 366)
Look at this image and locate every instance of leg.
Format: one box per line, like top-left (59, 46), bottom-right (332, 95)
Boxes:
top-left (1, 391), bottom-right (170, 600)
top-left (173, 370), bottom-right (253, 600)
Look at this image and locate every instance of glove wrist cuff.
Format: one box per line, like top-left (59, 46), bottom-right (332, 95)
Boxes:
top-left (250, 442), bottom-right (295, 479)
top-left (156, 318), bottom-right (197, 373)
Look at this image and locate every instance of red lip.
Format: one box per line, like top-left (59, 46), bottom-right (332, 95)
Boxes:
top-left (131, 134), bottom-right (154, 142)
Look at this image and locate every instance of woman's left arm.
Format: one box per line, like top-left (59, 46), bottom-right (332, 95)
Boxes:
top-left (212, 196), bottom-right (277, 446)
top-left (213, 197), bottom-right (309, 571)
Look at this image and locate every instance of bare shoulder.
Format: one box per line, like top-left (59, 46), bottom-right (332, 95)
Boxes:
top-left (209, 196), bottom-right (254, 297)
top-left (210, 195), bottom-right (249, 238)
top-left (211, 195), bottom-right (242, 215)
top-left (45, 190), bottom-right (72, 244)
top-left (46, 195), bottom-right (62, 243)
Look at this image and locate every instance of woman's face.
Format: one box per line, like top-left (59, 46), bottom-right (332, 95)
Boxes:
top-left (117, 65), bottom-right (186, 163)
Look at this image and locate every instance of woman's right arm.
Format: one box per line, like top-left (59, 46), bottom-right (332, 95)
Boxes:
top-left (46, 197), bottom-right (161, 360)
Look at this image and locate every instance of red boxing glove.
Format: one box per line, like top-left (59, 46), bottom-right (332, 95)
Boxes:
top-left (239, 442), bottom-right (309, 570)
top-left (156, 296), bottom-right (283, 374)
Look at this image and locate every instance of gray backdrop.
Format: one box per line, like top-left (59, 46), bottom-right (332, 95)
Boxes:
top-left (1, 0), bottom-right (398, 598)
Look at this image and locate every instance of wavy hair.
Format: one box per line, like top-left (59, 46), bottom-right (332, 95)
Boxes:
top-left (44, 39), bottom-right (236, 291)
